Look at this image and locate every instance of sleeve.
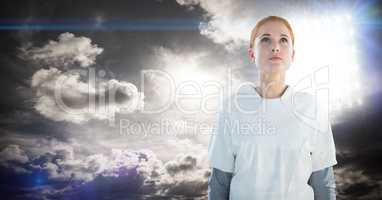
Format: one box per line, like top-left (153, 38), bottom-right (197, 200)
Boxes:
top-left (311, 102), bottom-right (337, 172)
top-left (208, 97), bottom-right (235, 173)
top-left (208, 168), bottom-right (233, 200)
top-left (308, 167), bottom-right (336, 200)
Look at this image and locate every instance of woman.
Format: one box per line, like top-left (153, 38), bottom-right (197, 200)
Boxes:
top-left (208, 16), bottom-right (337, 200)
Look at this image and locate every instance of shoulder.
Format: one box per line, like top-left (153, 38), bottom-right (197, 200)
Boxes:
top-left (290, 90), bottom-right (316, 115)
top-left (290, 89), bottom-right (331, 133)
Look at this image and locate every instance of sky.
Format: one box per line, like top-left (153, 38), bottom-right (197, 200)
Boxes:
top-left (0, 0), bottom-right (382, 199)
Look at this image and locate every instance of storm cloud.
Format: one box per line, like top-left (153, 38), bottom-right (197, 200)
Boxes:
top-left (0, 139), bottom-right (209, 199)
top-left (23, 33), bottom-right (144, 124)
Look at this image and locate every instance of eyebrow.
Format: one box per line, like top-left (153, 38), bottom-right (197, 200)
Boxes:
top-left (280, 34), bottom-right (289, 38)
top-left (259, 33), bottom-right (271, 38)
top-left (259, 33), bottom-right (290, 38)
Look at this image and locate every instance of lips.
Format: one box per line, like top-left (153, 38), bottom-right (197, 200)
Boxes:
top-left (270, 56), bottom-right (282, 60)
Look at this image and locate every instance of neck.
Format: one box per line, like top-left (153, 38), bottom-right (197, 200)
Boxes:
top-left (256, 71), bottom-right (287, 99)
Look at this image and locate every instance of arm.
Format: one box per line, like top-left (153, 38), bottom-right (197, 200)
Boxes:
top-left (208, 168), bottom-right (233, 200)
top-left (308, 167), bottom-right (336, 200)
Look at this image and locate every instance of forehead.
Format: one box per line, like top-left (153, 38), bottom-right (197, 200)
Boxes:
top-left (256, 20), bottom-right (291, 38)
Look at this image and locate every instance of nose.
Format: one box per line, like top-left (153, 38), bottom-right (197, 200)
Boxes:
top-left (272, 46), bottom-right (280, 53)
top-left (271, 42), bottom-right (280, 53)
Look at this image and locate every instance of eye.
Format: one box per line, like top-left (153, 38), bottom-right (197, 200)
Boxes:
top-left (281, 37), bottom-right (288, 43)
top-left (260, 37), bottom-right (270, 43)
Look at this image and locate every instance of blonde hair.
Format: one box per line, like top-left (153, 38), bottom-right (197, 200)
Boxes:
top-left (249, 16), bottom-right (295, 48)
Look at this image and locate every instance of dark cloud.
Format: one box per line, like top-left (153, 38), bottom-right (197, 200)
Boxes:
top-left (0, 141), bottom-right (209, 199)
top-left (165, 155), bottom-right (197, 176)
top-left (331, 98), bottom-right (382, 200)
top-left (335, 165), bottom-right (382, 200)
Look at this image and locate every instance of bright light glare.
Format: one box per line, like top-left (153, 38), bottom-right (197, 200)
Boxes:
top-left (287, 13), bottom-right (362, 121)
top-left (153, 48), bottom-right (223, 113)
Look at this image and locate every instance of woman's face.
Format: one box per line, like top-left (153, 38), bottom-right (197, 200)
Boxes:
top-left (251, 21), bottom-right (295, 73)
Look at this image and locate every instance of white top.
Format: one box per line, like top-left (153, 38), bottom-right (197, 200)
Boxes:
top-left (208, 84), bottom-right (337, 200)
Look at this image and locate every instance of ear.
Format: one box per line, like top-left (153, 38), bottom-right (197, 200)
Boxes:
top-left (248, 48), bottom-right (255, 63)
